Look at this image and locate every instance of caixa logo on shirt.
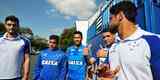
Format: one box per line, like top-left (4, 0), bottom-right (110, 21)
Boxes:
top-left (68, 60), bottom-right (83, 65)
top-left (41, 60), bottom-right (58, 65)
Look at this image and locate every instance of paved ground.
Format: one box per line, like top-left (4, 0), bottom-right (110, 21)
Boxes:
top-left (30, 55), bottom-right (38, 80)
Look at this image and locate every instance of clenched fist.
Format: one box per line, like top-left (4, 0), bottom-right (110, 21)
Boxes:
top-left (96, 49), bottom-right (107, 57)
top-left (83, 47), bottom-right (89, 56)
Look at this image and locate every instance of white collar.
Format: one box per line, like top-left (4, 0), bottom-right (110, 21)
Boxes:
top-left (3, 33), bottom-right (21, 40)
top-left (117, 25), bottom-right (144, 42)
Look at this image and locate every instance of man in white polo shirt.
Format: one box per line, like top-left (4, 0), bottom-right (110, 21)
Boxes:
top-left (0, 15), bottom-right (31, 80)
top-left (100, 1), bottom-right (160, 80)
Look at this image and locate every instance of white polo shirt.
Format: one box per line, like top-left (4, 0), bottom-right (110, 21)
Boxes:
top-left (109, 26), bottom-right (158, 80)
top-left (0, 33), bottom-right (31, 79)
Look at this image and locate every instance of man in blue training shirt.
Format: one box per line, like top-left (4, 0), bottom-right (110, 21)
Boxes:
top-left (34, 35), bottom-right (66, 80)
top-left (66, 31), bottom-right (88, 80)
top-left (96, 30), bottom-right (118, 80)
top-left (86, 30), bottom-right (118, 80)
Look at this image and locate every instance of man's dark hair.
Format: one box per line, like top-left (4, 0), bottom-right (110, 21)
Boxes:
top-left (102, 26), bottom-right (116, 34)
top-left (5, 15), bottom-right (19, 25)
top-left (110, 1), bottom-right (137, 23)
top-left (73, 31), bottom-right (83, 38)
top-left (49, 35), bottom-right (59, 43)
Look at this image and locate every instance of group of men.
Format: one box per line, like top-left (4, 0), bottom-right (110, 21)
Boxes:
top-left (34, 31), bottom-right (88, 80)
top-left (0, 1), bottom-right (160, 80)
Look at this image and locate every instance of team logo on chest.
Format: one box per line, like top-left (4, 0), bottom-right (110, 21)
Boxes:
top-left (128, 41), bottom-right (140, 51)
top-left (42, 60), bottom-right (58, 65)
top-left (68, 60), bottom-right (83, 65)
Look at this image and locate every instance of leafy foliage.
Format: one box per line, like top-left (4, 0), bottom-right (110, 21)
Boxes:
top-left (60, 27), bottom-right (76, 52)
top-left (19, 27), bottom-right (33, 38)
top-left (0, 23), bottom-right (5, 34)
top-left (30, 35), bottom-right (48, 54)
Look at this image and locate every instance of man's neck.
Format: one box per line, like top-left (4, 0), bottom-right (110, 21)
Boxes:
top-left (75, 44), bottom-right (81, 48)
top-left (5, 32), bottom-right (18, 38)
top-left (49, 47), bottom-right (58, 51)
top-left (118, 21), bottom-right (137, 40)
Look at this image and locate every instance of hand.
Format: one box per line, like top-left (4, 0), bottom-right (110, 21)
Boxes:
top-left (98, 64), bottom-right (110, 71)
top-left (83, 47), bottom-right (89, 56)
top-left (89, 57), bottom-right (96, 64)
top-left (83, 44), bottom-right (92, 56)
top-left (97, 64), bottom-right (120, 79)
top-left (96, 48), bottom-right (107, 57)
top-left (22, 76), bottom-right (29, 80)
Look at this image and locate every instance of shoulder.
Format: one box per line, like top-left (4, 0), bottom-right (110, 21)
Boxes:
top-left (19, 36), bottom-right (31, 45)
top-left (38, 49), bottom-right (49, 57)
top-left (67, 46), bottom-right (74, 49)
top-left (132, 28), bottom-right (160, 45)
top-left (66, 46), bottom-right (74, 51)
top-left (20, 35), bottom-right (30, 41)
top-left (81, 45), bottom-right (86, 49)
top-left (140, 33), bottom-right (160, 56)
top-left (59, 50), bottom-right (67, 58)
top-left (142, 34), bottom-right (160, 47)
top-left (39, 49), bottom-right (48, 54)
top-left (57, 49), bottom-right (65, 55)
top-left (141, 29), bottom-right (160, 42)
top-left (140, 29), bottom-right (160, 37)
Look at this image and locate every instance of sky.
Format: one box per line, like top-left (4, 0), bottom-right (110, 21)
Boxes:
top-left (0, 0), bottom-right (102, 38)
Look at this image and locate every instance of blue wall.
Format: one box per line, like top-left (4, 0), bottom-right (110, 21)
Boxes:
top-left (87, 0), bottom-right (160, 55)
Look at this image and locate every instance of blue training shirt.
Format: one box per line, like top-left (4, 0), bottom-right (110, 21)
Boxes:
top-left (34, 48), bottom-right (66, 80)
top-left (66, 45), bottom-right (87, 80)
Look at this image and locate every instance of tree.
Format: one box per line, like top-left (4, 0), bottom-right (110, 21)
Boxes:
top-left (18, 27), bottom-right (48, 54)
top-left (0, 23), bottom-right (5, 34)
top-left (19, 27), bottom-right (33, 39)
top-left (60, 27), bottom-right (76, 52)
top-left (30, 35), bottom-right (48, 54)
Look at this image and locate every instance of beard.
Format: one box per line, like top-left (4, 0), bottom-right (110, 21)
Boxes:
top-left (7, 29), bottom-right (17, 34)
top-left (74, 41), bottom-right (81, 47)
top-left (109, 24), bottom-right (119, 34)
